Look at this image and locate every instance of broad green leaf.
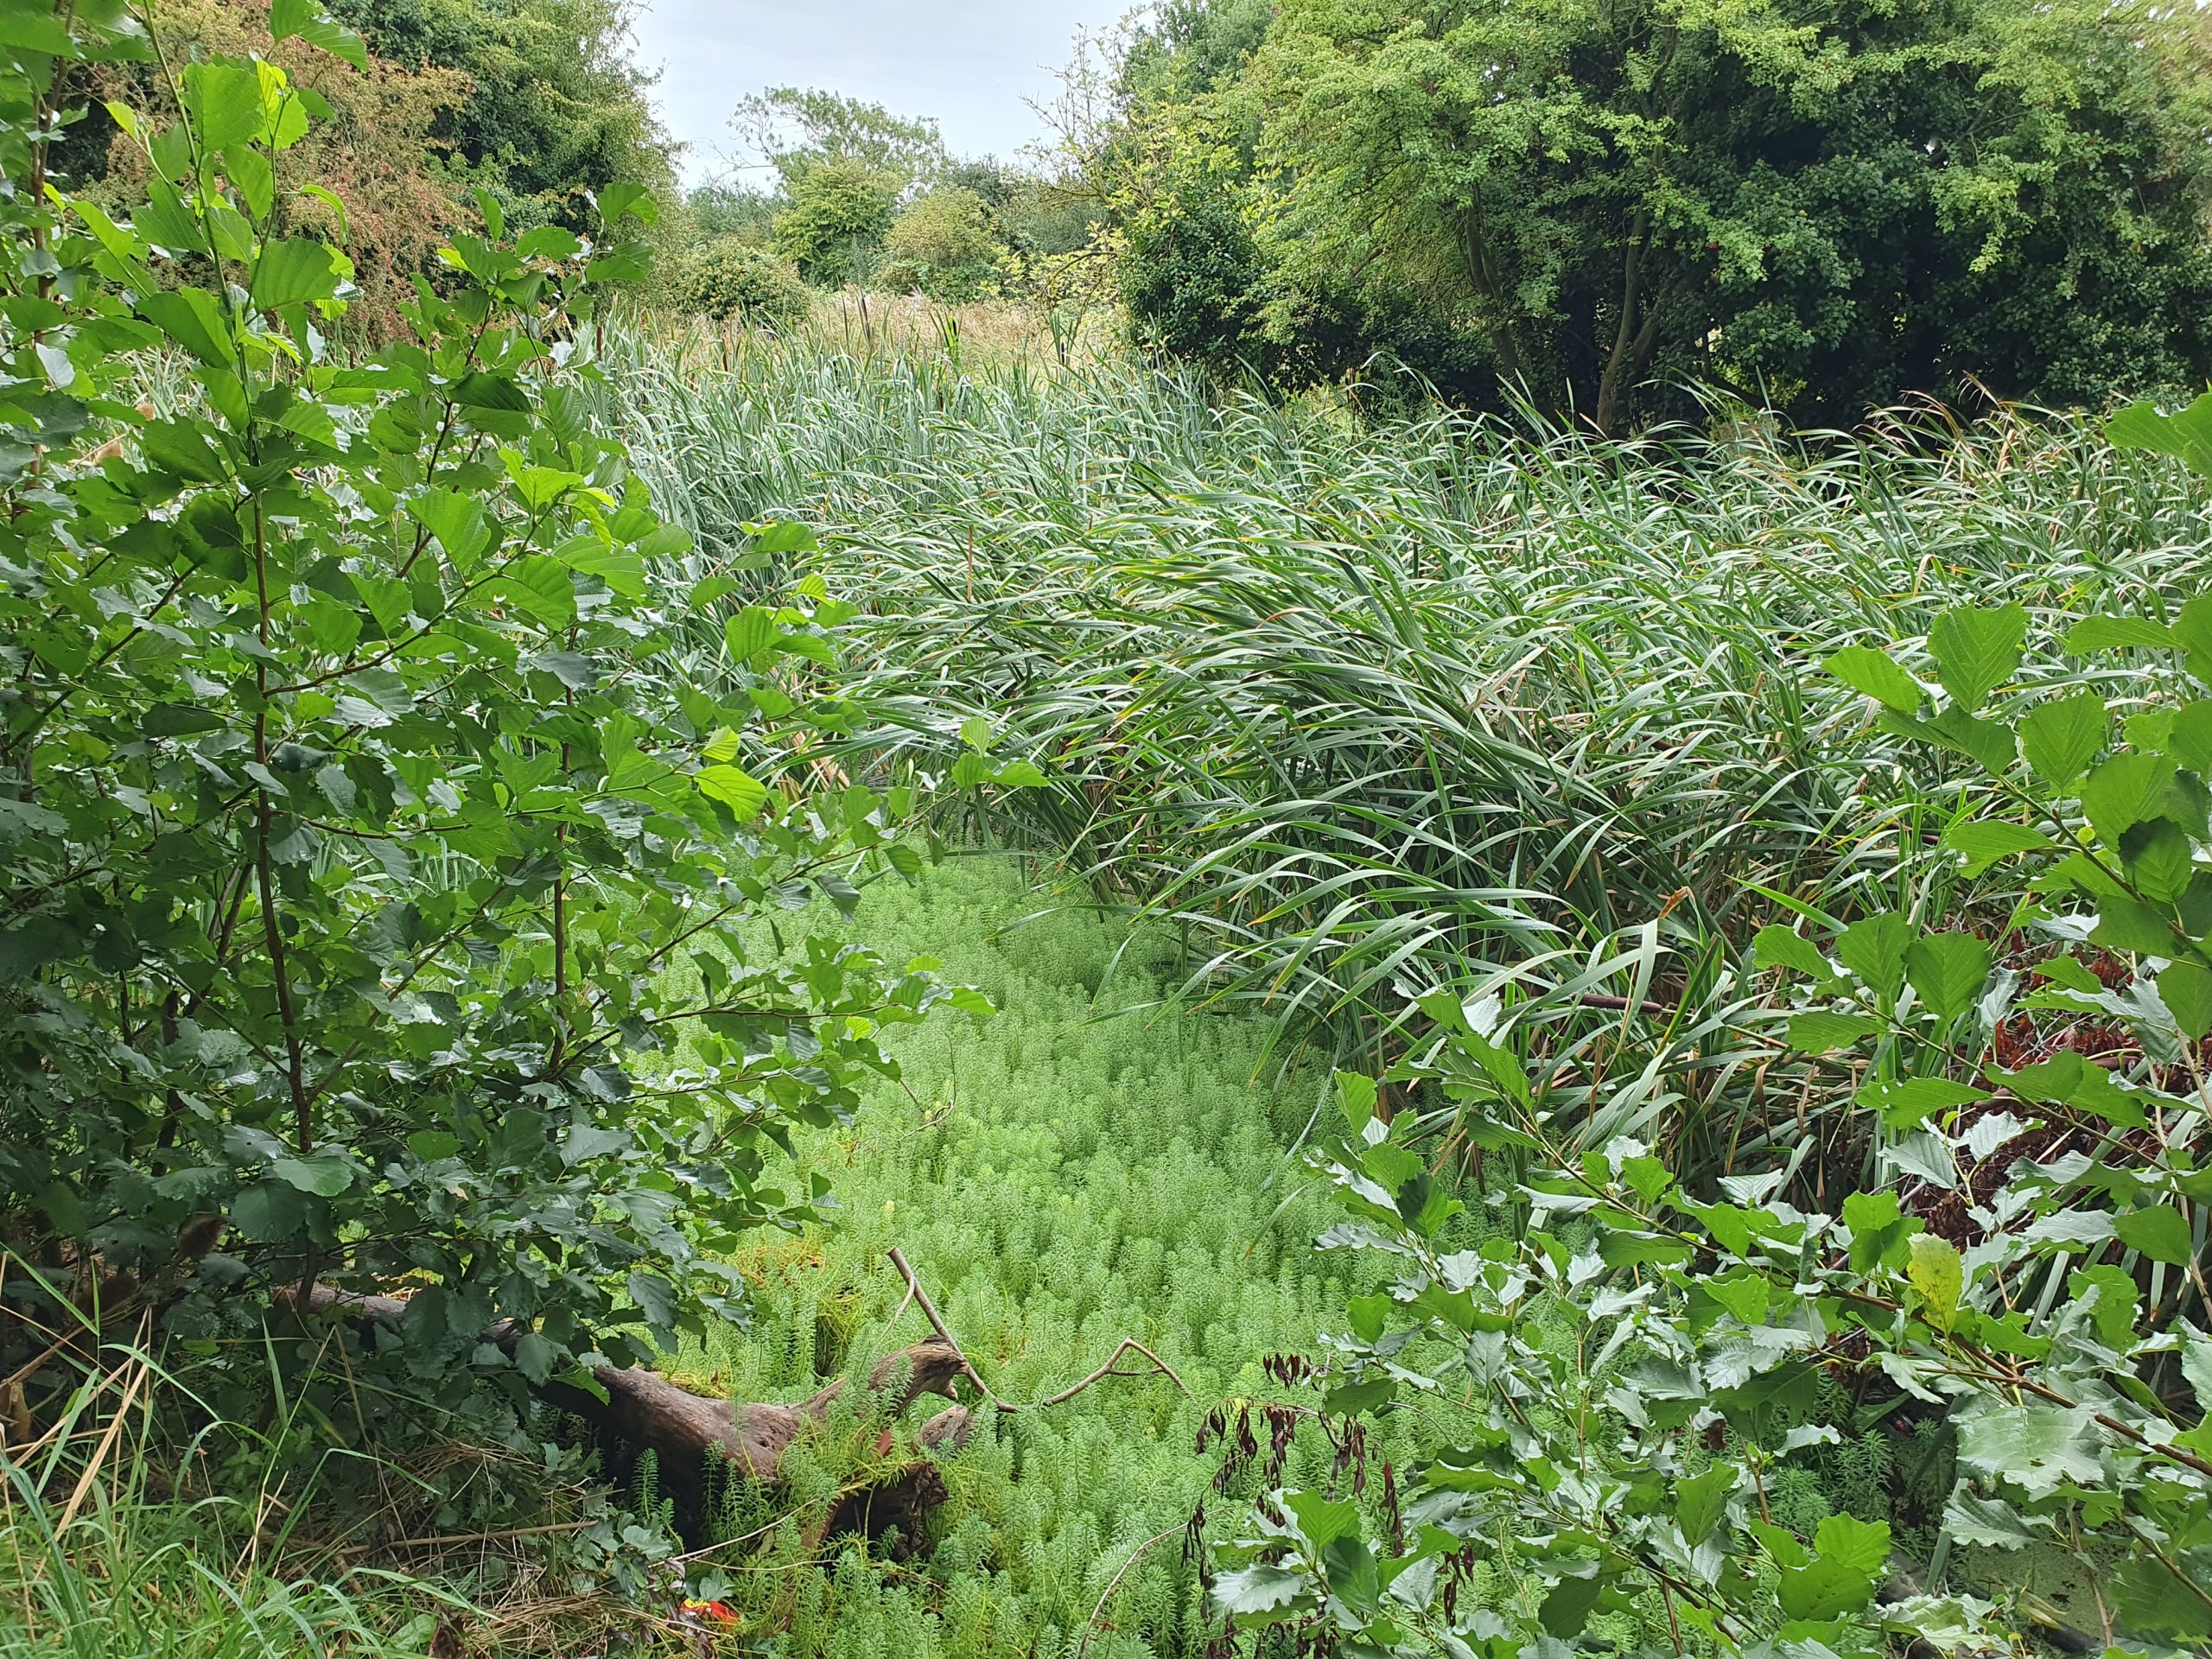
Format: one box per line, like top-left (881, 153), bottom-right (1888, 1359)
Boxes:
top-left (1283, 1491), bottom-right (1361, 1550)
top-left (1674, 1463), bottom-right (1736, 1548)
top-left (694, 764), bottom-right (767, 819)
top-left (2182, 1331), bottom-right (2212, 1413)
top-left (726, 607), bottom-right (778, 661)
top-left (2082, 752), bottom-right (2177, 844)
top-left (1904, 931), bottom-right (1992, 1022)
top-left (2091, 895), bottom-right (2175, 957)
top-left (2063, 615), bottom-right (2177, 656)
top-left (1789, 1012), bottom-right (1880, 1052)
top-left (2113, 1204), bottom-right (2193, 1266)
top-left (1823, 645), bottom-right (1922, 712)
top-left (2120, 818), bottom-right (2196, 905)
top-left (251, 238), bottom-right (350, 309)
top-left (406, 490), bottom-right (492, 569)
top-left (1813, 1514), bottom-right (1892, 1580)
top-left (137, 289), bottom-right (234, 367)
top-left (1753, 924), bottom-right (1830, 977)
top-left (2019, 692), bottom-right (2106, 789)
top-left (2108, 390), bottom-right (2212, 480)
top-left (1211, 1564), bottom-right (1306, 1619)
top-left (1927, 602), bottom-right (2026, 712)
top-left (493, 556), bottom-right (575, 626)
top-left (1956, 1403), bottom-right (2101, 1496)
top-left (1335, 1070), bottom-right (1377, 1134)
top-left (1776, 1554), bottom-right (1875, 1623)
top-left (269, 1151), bottom-right (353, 1197)
top-left (1539, 1574), bottom-right (1602, 1638)
top-left (1943, 819), bottom-right (2056, 876)
top-left (2166, 961), bottom-right (2212, 1040)
top-left (1906, 1234), bottom-right (1962, 1329)
top-left (1837, 911), bottom-right (1912, 1004)
top-left (511, 1332), bottom-right (557, 1386)
top-left (1856, 1076), bottom-right (1983, 1130)
top-left (184, 61), bottom-right (267, 152)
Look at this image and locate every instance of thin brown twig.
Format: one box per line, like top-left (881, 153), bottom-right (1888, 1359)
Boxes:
top-left (885, 1248), bottom-right (1195, 1410)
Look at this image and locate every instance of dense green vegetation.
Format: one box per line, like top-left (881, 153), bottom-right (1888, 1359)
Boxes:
top-left (1100, 0), bottom-right (2212, 426)
top-left (3, 0), bottom-right (2212, 1655)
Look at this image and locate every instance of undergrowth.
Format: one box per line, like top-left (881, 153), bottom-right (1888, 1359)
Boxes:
top-left (665, 855), bottom-right (1357, 1658)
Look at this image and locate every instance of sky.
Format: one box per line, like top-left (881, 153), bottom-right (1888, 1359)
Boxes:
top-left (628, 1), bottom-right (1134, 187)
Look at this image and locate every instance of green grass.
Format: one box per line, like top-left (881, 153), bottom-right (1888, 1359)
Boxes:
top-left (669, 855), bottom-right (1358, 1657)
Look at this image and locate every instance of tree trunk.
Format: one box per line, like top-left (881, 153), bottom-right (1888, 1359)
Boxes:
top-left (1594, 208), bottom-right (1656, 436)
top-left (284, 1286), bottom-right (974, 1552)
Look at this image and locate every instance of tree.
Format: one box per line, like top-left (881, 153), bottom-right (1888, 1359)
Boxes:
top-left (329, 0), bottom-right (677, 229)
top-left (1115, 0), bottom-right (2212, 429)
top-left (734, 86), bottom-right (946, 194)
top-left (772, 156), bottom-right (898, 286)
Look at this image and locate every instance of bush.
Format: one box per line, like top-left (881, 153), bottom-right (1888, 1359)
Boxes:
top-left (880, 186), bottom-right (1001, 301)
top-left (771, 156), bottom-right (897, 286)
top-left (672, 237), bottom-right (810, 325)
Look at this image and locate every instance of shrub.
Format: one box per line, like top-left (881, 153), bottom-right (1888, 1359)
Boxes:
top-left (881, 186), bottom-right (1001, 301)
top-left (772, 155), bottom-right (897, 286)
top-left (672, 236), bottom-right (810, 325)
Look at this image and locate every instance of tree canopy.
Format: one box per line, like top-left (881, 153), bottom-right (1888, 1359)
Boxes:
top-left (1106, 0), bottom-right (2212, 429)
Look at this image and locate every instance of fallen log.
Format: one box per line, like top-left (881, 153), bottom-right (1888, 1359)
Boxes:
top-left (282, 1285), bottom-right (973, 1551)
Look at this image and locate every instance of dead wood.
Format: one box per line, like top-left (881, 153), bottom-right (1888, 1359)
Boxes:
top-left (281, 1285), bottom-right (974, 1549)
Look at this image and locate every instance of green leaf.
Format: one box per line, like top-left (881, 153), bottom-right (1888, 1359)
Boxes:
top-left (2107, 1559), bottom-right (2212, 1641)
top-left (1777, 1555), bottom-right (1875, 1623)
top-left (1211, 1564), bottom-right (1306, 1619)
top-left (1904, 931), bottom-right (1992, 1022)
top-left (2113, 1204), bottom-right (2194, 1266)
top-left (493, 556), bottom-right (575, 626)
top-left (726, 607), bottom-right (778, 661)
top-left (2082, 752), bottom-right (2177, 845)
top-left (1943, 819), bottom-right (2055, 877)
top-left (512, 1332), bottom-right (557, 1386)
top-left (1813, 1514), bottom-right (1892, 1580)
top-left (2108, 390), bottom-right (2212, 480)
top-left (2019, 692), bottom-right (2106, 789)
top-left (695, 764), bottom-right (767, 819)
top-left (1957, 1403), bottom-right (2102, 1496)
top-left (1335, 1070), bottom-right (1377, 1135)
top-left (2120, 818), bottom-right (2196, 905)
top-left (2062, 614), bottom-right (2178, 656)
top-left (1855, 1077), bottom-right (1983, 1130)
top-left (1927, 603), bottom-right (2026, 712)
top-left (1823, 645), bottom-right (1922, 712)
top-left (1539, 1573), bottom-right (1602, 1638)
top-left (184, 61), bottom-right (267, 152)
top-left (1283, 1491), bottom-right (1361, 1550)
top-left (2091, 895), bottom-right (2175, 957)
top-left (1789, 1012), bottom-right (1880, 1052)
top-left (1674, 1463), bottom-right (1736, 1547)
top-left (137, 289), bottom-right (234, 367)
top-left (2182, 1331), bottom-right (2212, 1414)
top-left (251, 238), bottom-right (349, 309)
top-left (269, 1151), bottom-right (353, 1197)
top-left (1753, 924), bottom-right (1830, 977)
top-left (2169, 962), bottom-right (2212, 1041)
top-left (1906, 1234), bottom-right (1962, 1329)
top-left (1837, 911), bottom-right (1912, 1004)
top-left (406, 490), bottom-right (492, 569)
top-left (229, 1179), bottom-right (305, 1242)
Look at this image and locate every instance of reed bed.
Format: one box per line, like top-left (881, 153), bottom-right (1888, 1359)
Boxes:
top-left (598, 325), bottom-right (2212, 1171)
